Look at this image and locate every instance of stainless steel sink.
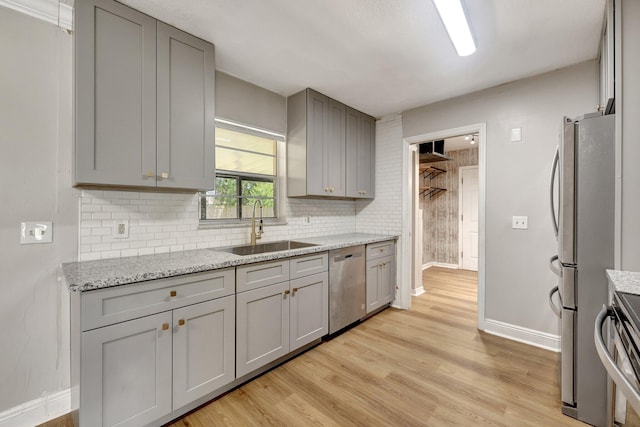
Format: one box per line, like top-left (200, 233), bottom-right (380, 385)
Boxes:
top-left (219, 240), bottom-right (318, 256)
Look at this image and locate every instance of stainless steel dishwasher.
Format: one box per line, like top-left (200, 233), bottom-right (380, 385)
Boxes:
top-left (329, 245), bottom-right (366, 334)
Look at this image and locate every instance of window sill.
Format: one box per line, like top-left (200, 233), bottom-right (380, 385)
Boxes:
top-left (197, 218), bottom-right (288, 230)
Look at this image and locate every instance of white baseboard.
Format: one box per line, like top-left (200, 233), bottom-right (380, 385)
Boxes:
top-left (484, 319), bottom-right (560, 352)
top-left (422, 262), bottom-right (459, 270)
top-left (411, 286), bottom-right (425, 296)
top-left (0, 388), bottom-right (70, 427)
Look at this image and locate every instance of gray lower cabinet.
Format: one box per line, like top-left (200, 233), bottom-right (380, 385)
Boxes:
top-left (75, 0), bottom-right (214, 190)
top-left (236, 254), bottom-right (329, 378)
top-left (81, 312), bottom-right (173, 426)
top-left (287, 88), bottom-right (374, 199)
top-left (290, 272), bottom-right (329, 351)
top-left (172, 296), bottom-right (235, 409)
top-left (236, 282), bottom-right (290, 378)
top-left (366, 241), bottom-right (396, 314)
top-left (75, 269), bottom-right (235, 426)
top-left (80, 297), bottom-right (235, 425)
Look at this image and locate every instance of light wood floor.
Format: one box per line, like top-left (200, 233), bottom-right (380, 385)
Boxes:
top-left (41, 267), bottom-right (586, 426)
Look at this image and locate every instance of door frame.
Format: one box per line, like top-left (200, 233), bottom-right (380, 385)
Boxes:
top-left (458, 165), bottom-right (479, 271)
top-left (401, 123), bottom-right (486, 330)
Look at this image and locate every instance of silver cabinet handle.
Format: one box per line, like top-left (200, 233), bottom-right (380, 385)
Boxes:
top-left (549, 286), bottom-right (561, 318)
top-left (594, 305), bottom-right (640, 416)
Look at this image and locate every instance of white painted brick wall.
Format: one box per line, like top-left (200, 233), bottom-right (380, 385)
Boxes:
top-left (356, 113), bottom-right (403, 235)
top-left (79, 191), bottom-right (356, 261)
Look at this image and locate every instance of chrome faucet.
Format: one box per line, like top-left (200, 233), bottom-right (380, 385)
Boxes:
top-left (250, 200), bottom-right (264, 245)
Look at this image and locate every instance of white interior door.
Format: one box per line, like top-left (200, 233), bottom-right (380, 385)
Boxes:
top-left (461, 166), bottom-right (479, 271)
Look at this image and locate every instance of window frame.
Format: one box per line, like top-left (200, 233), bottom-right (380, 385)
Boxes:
top-left (199, 119), bottom-right (284, 226)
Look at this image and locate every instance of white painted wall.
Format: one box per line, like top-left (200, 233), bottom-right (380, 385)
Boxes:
top-left (402, 61), bottom-right (599, 338)
top-left (0, 5), bottom-right (77, 418)
top-left (618, 0), bottom-right (640, 270)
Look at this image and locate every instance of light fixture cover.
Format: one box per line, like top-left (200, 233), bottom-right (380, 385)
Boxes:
top-left (433, 0), bottom-right (476, 56)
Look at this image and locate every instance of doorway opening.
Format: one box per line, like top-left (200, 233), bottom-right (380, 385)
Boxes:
top-left (401, 123), bottom-right (486, 330)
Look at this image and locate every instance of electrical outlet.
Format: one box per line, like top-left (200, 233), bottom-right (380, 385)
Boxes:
top-left (20, 222), bottom-right (53, 244)
top-left (512, 216), bottom-right (528, 230)
top-left (303, 216), bottom-right (311, 226)
top-left (113, 220), bottom-right (129, 239)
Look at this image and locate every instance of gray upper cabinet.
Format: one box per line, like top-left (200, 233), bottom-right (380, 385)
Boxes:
top-left (74, 0), bottom-right (215, 191)
top-left (346, 108), bottom-right (375, 198)
top-left (156, 22), bottom-right (215, 190)
top-left (287, 88), bottom-right (373, 199)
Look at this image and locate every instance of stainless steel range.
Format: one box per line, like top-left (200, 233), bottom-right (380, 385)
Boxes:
top-left (596, 292), bottom-right (640, 426)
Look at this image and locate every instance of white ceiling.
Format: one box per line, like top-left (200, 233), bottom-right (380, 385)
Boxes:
top-left (121, 0), bottom-right (606, 118)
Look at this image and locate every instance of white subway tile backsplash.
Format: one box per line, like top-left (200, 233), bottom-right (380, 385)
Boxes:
top-left (77, 119), bottom-right (402, 260)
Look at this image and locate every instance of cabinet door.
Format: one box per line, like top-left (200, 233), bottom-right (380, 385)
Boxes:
top-left (156, 22), bottom-right (215, 191)
top-left (75, 0), bottom-right (157, 187)
top-left (325, 98), bottom-right (346, 196)
top-left (345, 107), bottom-right (361, 198)
top-left (290, 272), bottom-right (329, 351)
top-left (346, 110), bottom-right (374, 198)
top-left (236, 282), bottom-right (290, 377)
top-left (358, 114), bottom-right (375, 198)
top-left (379, 256), bottom-right (395, 306)
top-left (81, 312), bottom-right (172, 426)
top-left (173, 296), bottom-right (235, 410)
top-left (366, 259), bottom-right (382, 313)
top-left (305, 90), bottom-right (329, 196)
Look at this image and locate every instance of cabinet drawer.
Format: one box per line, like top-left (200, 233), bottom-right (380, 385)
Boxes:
top-left (290, 252), bottom-right (328, 279)
top-left (366, 240), bottom-right (395, 260)
top-left (81, 268), bottom-right (235, 331)
top-left (237, 259), bottom-right (290, 293)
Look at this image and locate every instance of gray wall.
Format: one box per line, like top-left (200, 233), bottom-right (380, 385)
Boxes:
top-left (404, 61), bottom-right (598, 335)
top-left (215, 71), bottom-right (287, 133)
top-left (0, 7), bottom-right (77, 412)
top-left (421, 148), bottom-right (478, 266)
top-left (619, 0), bottom-right (640, 270)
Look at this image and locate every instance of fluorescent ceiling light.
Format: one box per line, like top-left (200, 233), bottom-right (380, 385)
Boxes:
top-left (433, 0), bottom-right (476, 56)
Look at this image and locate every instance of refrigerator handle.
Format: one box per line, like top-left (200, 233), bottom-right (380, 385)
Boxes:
top-left (549, 255), bottom-right (561, 277)
top-left (550, 145), bottom-right (560, 237)
top-left (549, 286), bottom-right (562, 318)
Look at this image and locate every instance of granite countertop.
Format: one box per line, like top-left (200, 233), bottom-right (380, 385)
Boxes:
top-left (62, 233), bottom-right (398, 292)
top-left (607, 269), bottom-right (640, 295)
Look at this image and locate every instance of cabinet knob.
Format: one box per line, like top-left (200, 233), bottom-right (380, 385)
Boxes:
top-left (324, 187), bottom-right (329, 192)
top-left (178, 319), bottom-right (185, 326)
top-left (162, 323), bottom-right (169, 331)
top-left (160, 172), bottom-right (169, 179)
top-left (292, 287), bottom-right (298, 294)
top-left (330, 187), bottom-right (334, 192)
top-left (170, 290), bottom-right (177, 297)
top-left (145, 171), bottom-right (154, 178)
top-left (284, 290), bottom-right (290, 296)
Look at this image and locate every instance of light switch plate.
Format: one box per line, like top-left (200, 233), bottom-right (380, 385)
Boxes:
top-left (512, 216), bottom-right (528, 230)
top-left (511, 128), bottom-right (522, 143)
top-left (20, 222), bottom-right (53, 244)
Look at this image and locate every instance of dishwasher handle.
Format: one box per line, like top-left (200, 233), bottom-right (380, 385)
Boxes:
top-left (332, 251), bottom-right (363, 262)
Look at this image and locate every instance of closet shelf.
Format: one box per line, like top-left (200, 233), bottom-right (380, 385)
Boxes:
top-left (419, 166), bottom-right (447, 199)
top-left (419, 186), bottom-right (446, 199)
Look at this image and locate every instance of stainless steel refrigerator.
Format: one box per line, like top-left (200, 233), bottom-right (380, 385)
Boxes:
top-left (548, 112), bottom-right (615, 426)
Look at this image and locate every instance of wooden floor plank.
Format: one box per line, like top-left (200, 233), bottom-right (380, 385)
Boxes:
top-left (39, 267), bottom-right (587, 427)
